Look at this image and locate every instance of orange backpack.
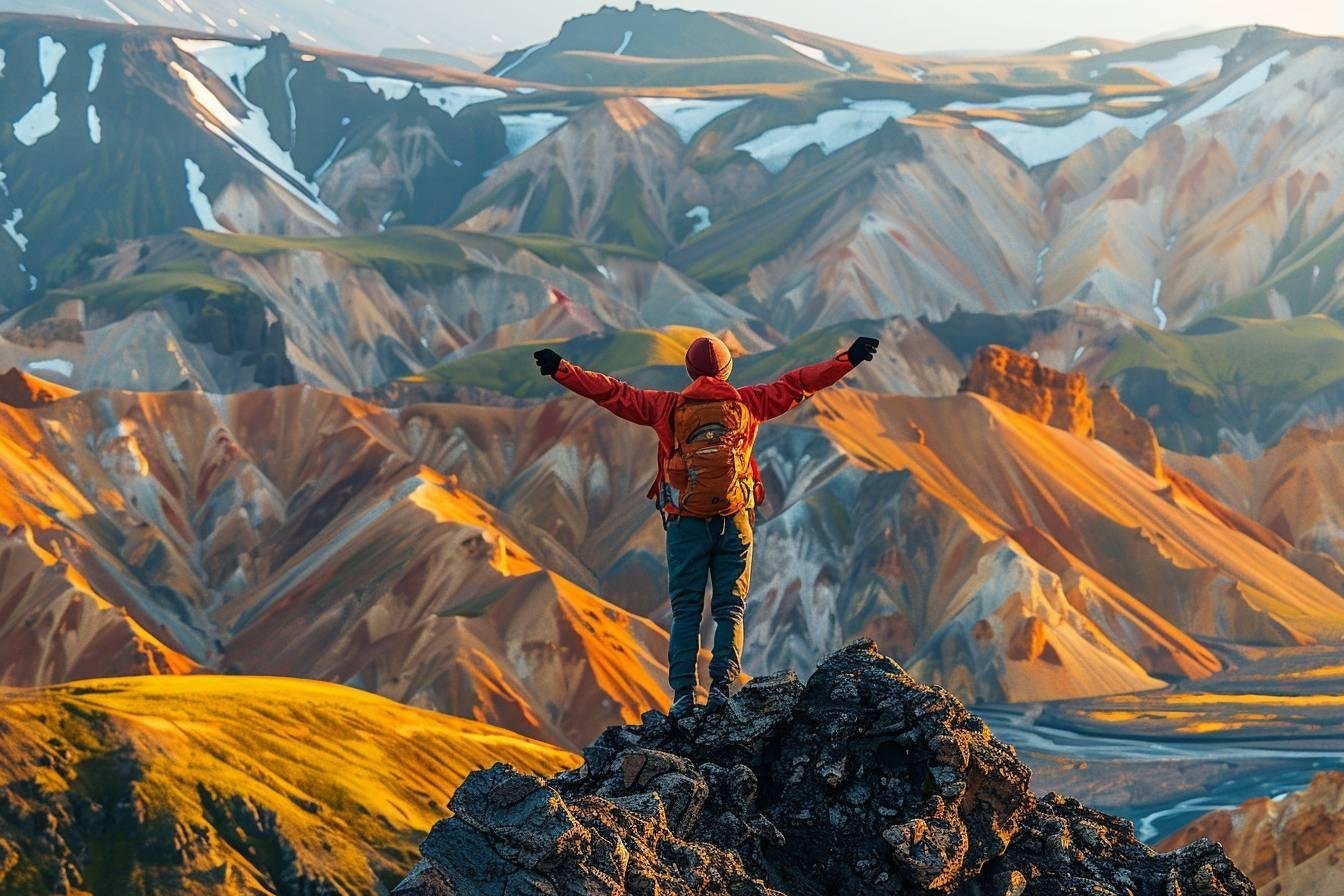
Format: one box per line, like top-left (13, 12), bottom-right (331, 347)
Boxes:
top-left (664, 398), bottom-right (755, 517)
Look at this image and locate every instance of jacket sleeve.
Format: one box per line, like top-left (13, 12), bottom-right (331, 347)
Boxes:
top-left (552, 360), bottom-right (674, 427)
top-left (739, 353), bottom-right (856, 422)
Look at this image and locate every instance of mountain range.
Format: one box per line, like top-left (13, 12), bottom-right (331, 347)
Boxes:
top-left (2, 3), bottom-right (1344, 892)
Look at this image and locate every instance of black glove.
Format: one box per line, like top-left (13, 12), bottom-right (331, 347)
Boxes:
top-left (534, 348), bottom-right (563, 377)
top-left (847, 336), bottom-right (879, 366)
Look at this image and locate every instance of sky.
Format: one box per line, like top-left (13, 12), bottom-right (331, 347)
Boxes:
top-left (473, 0), bottom-right (1344, 54)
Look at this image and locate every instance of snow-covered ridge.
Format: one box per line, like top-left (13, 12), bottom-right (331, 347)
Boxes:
top-left (1107, 44), bottom-right (1225, 85)
top-left (735, 98), bottom-right (916, 173)
top-left (27, 358), bottom-right (73, 378)
top-left (500, 112), bottom-right (567, 155)
top-left (1178, 50), bottom-right (1291, 125)
top-left (338, 67), bottom-right (508, 117)
top-left (422, 85), bottom-right (509, 117)
top-left (945, 92), bottom-right (1092, 112)
top-left (170, 38), bottom-right (339, 224)
top-left (636, 96), bottom-right (748, 142)
top-left (967, 108), bottom-right (1166, 167)
top-left (773, 34), bottom-right (851, 72)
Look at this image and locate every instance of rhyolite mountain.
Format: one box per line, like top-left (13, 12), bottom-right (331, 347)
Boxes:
top-left (6, 10), bottom-right (1344, 447)
top-left (392, 641), bottom-right (1256, 896)
top-left (4, 346), bottom-right (1343, 735)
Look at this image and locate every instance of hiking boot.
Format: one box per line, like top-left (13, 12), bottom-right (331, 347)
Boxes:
top-left (707, 680), bottom-right (732, 710)
top-left (668, 688), bottom-right (698, 719)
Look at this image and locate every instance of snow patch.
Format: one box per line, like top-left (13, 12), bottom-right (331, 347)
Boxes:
top-left (0, 49), bottom-right (5, 78)
top-left (14, 92), bottom-right (60, 146)
top-left (596, 264), bottom-right (612, 280)
top-left (1151, 278), bottom-right (1167, 329)
top-left (773, 34), bottom-right (850, 71)
top-left (495, 40), bottom-right (550, 78)
top-left (636, 96), bottom-right (748, 142)
top-left (87, 105), bottom-right (101, 143)
top-left (338, 67), bottom-right (415, 100)
top-left (500, 112), bottom-right (567, 155)
top-left (1108, 45), bottom-right (1225, 85)
top-left (1070, 48), bottom-right (1101, 58)
top-left (27, 358), bottom-right (73, 378)
top-left (686, 205), bottom-right (711, 233)
top-left (614, 30), bottom-right (633, 56)
top-left (946, 91), bottom-right (1092, 111)
top-left (967, 108), bottom-right (1165, 167)
top-left (1178, 50), bottom-right (1290, 125)
top-left (420, 85), bottom-right (508, 116)
top-left (103, 0), bottom-right (138, 25)
top-left (39, 36), bottom-right (66, 88)
top-left (1072, 345), bottom-right (1085, 362)
top-left (2, 209), bottom-right (27, 252)
top-left (184, 158), bottom-right (225, 231)
top-left (87, 43), bottom-right (106, 91)
top-left (735, 98), bottom-right (916, 173)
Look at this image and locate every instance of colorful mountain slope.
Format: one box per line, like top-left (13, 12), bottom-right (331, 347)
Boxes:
top-left (741, 383), bottom-right (1344, 700)
top-left (0, 385), bottom-right (675, 748)
top-left (0, 674), bottom-right (574, 895)
top-left (1159, 771), bottom-right (1344, 896)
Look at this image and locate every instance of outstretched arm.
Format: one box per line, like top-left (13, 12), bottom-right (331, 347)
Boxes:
top-left (739, 337), bottom-right (879, 422)
top-left (536, 349), bottom-right (673, 427)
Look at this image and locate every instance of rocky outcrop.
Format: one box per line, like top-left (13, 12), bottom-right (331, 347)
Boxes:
top-left (1093, 383), bottom-right (1163, 477)
top-left (0, 368), bottom-right (75, 408)
top-left (962, 345), bottom-right (1095, 438)
top-left (963, 345), bottom-right (1169, 478)
top-left (393, 642), bottom-right (1254, 896)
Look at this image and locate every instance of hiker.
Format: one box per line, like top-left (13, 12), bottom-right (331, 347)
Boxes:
top-left (534, 332), bottom-right (880, 717)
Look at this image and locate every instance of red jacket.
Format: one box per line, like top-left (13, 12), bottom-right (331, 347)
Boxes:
top-left (553, 352), bottom-right (856, 511)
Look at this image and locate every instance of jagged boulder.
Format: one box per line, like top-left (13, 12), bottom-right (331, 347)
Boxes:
top-left (393, 642), bottom-right (1254, 896)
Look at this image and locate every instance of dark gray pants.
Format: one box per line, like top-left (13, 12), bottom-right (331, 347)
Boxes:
top-left (665, 509), bottom-right (753, 692)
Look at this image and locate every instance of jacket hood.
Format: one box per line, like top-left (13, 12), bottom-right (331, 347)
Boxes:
top-left (680, 376), bottom-right (743, 401)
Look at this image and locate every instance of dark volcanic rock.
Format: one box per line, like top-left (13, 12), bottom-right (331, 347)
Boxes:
top-left (393, 641), bottom-right (1255, 896)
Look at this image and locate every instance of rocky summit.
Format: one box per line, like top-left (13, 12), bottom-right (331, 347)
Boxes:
top-left (392, 641), bottom-right (1253, 896)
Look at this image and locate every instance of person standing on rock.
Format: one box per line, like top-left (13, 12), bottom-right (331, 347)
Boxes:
top-left (534, 333), bottom-right (879, 717)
